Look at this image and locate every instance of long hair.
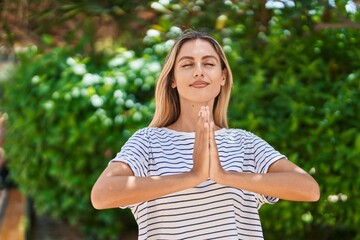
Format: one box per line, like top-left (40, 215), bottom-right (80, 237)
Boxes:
top-left (149, 30), bottom-right (233, 128)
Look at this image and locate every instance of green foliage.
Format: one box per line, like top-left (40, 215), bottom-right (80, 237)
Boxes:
top-left (1, 0), bottom-right (360, 239)
top-left (231, 30), bottom-right (360, 239)
top-left (1, 38), bottom-right (170, 238)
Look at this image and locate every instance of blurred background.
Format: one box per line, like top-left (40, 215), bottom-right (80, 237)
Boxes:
top-left (0, 0), bottom-right (359, 239)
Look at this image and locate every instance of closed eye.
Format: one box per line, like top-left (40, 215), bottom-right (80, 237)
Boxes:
top-left (182, 64), bottom-right (193, 67)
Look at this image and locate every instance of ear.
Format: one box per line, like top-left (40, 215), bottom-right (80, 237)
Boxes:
top-left (221, 69), bottom-right (227, 86)
top-left (171, 79), bottom-right (177, 88)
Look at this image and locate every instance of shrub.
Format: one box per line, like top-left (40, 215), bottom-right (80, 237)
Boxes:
top-left (1, 2), bottom-right (360, 239)
top-left (1, 35), bottom-right (172, 238)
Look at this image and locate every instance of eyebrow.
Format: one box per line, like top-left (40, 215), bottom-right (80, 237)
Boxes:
top-left (177, 55), bottom-right (219, 62)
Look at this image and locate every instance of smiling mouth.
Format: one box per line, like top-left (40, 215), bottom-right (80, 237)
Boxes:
top-left (190, 81), bottom-right (209, 88)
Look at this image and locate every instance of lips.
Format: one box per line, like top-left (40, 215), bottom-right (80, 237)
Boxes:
top-left (190, 81), bottom-right (209, 88)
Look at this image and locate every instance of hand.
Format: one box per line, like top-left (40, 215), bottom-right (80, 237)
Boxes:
top-left (192, 106), bottom-right (210, 183)
top-left (209, 121), bottom-right (225, 182)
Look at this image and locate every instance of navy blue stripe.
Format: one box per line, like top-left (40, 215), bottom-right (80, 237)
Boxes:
top-left (136, 191), bottom-right (259, 225)
top-left (145, 216), bottom-right (238, 238)
top-left (114, 127), bottom-right (284, 239)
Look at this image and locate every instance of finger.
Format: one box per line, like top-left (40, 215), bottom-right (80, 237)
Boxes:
top-left (206, 106), bottom-right (210, 123)
top-left (196, 107), bottom-right (208, 141)
top-left (204, 122), bottom-right (210, 148)
top-left (209, 121), bottom-right (215, 143)
top-left (210, 122), bottom-right (219, 156)
top-left (204, 106), bottom-right (210, 128)
top-left (197, 107), bottom-right (204, 128)
top-left (198, 106), bottom-right (204, 117)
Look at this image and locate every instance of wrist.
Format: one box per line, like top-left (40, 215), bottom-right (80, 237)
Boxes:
top-left (188, 169), bottom-right (207, 185)
top-left (211, 168), bottom-right (227, 185)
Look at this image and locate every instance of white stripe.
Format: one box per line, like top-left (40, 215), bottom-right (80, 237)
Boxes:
top-left (110, 127), bottom-right (285, 239)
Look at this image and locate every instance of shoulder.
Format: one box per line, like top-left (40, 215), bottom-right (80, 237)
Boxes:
top-left (134, 127), bottom-right (165, 135)
top-left (223, 128), bottom-right (264, 145)
top-left (224, 128), bottom-right (257, 138)
top-left (130, 127), bottom-right (169, 139)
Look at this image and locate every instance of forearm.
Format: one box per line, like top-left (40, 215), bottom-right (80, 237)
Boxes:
top-left (91, 172), bottom-right (200, 209)
top-left (218, 171), bottom-right (320, 202)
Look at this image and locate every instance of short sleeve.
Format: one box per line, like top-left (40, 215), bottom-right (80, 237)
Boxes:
top-left (109, 128), bottom-right (150, 177)
top-left (247, 132), bottom-right (287, 206)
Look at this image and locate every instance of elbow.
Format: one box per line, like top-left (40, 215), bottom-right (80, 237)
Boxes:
top-left (91, 185), bottom-right (107, 210)
top-left (310, 183), bottom-right (321, 202)
top-left (305, 179), bottom-right (321, 202)
top-left (293, 175), bottom-right (320, 202)
top-left (91, 183), bottom-right (127, 210)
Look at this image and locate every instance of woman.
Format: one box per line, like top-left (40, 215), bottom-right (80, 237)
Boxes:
top-left (91, 30), bottom-right (320, 239)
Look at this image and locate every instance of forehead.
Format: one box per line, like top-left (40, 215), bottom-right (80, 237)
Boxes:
top-left (177, 39), bottom-right (219, 59)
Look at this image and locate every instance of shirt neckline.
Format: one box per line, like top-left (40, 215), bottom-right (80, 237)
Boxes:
top-left (161, 127), bottom-right (227, 136)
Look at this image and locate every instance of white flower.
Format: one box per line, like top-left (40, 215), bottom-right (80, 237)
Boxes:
top-left (31, 75), bottom-right (40, 84)
top-left (104, 77), bottom-right (115, 85)
top-left (165, 40), bottom-right (175, 49)
top-left (115, 75), bottom-right (127, 86)
top-left (115, 115), bottom-right (124, 124)
top-left (147, 62), bottom-right (161, 72)
top-left (146, 29), bottom-right (161, 38)
top-left (95, 108), bottom-right (106, 116)
top-left (135, 78), bottom-right (143, 86)
top-left (66, 57), bottom-right (76, 66)
top-left (346, 1), bottom-right (357, 14)
top-left (223, 45), bottom-right (232, 53)
top-left (103, 118), bottom-right (112, 127)
top-left (169, 26), bottom-right (182, 35)
top-left (108, 56), bottom-right (125, 68)
top-left (133, 112), bottom-right (142, 122)
top-left (129, 59), bottom-right (145, 70)
top-left (309, 167), bottom-right (316, 175)
top-left (328, 194), bottom-right (339, 203)
top-left (125, 99), bottom-right (134, 108)
top-left (116, 98), bottom-right (124, 105)
top-left (159, 0), bottom-right (170, 6)
top-left (114, 90), bottom-right (124, 98)
top-left (43, 100), bottom-right (54, 110)
top-left (71, 88), bottom-right (80, 98)
top-left (301, 212), bottom-right (313, 223)
top-left (80, 88), bottom-right (88, 97)
top-left (339, 193), bottom-right (348, 202)
top-left (72, 64), bottom-right (87, 75)
top-left (82, 73), bottom-right (101, 86)
top-left (123, 50), bottom-right (135, 59)
top-left (90, 95), bottom-right (104, 107)
top-left (266, 1), bottom-right (285, 9)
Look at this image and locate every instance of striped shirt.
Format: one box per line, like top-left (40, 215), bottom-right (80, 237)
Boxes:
top-left (111, 127), bottom-right (286, 239)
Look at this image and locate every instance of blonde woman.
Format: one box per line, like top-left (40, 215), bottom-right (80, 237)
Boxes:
top-left (91, 30), bottom-right (320, 239)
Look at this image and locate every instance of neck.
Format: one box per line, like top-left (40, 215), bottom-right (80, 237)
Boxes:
top-left (168, 100), bottom-right (216, 132)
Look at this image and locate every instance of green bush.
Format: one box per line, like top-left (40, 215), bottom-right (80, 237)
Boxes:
top-left (1, 1), bottom-right (360, 239)
top-left (1, 35), bottom-right (173, 238)
top-left (229, 30), bottom-right (360, 239)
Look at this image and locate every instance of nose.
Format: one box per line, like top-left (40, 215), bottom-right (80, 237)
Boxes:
top-left (193, 64), bottom-right (204, 78)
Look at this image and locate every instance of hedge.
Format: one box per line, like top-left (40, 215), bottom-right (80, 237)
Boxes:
top-left (1, 3), bottom-right (360, 239)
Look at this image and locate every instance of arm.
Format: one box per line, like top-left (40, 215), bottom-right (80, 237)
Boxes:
top-left (209, 123), bottom-right (320, 202)
top-left (91, 162), bottom-right (202, 209)
top-left (213, 158), bottom-right (320, 202)
top-left (91, 108), bottom-right (211, 210)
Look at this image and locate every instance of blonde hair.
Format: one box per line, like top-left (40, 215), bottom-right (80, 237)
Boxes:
top-left (149, 30), bottom-right (233, 128)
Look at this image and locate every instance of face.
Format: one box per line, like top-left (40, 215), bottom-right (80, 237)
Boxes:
top-left (172, 39), bottom-right (226, 105)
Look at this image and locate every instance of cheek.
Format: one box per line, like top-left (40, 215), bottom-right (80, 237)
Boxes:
top-left (173, 70), bottom-right (191, 86)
